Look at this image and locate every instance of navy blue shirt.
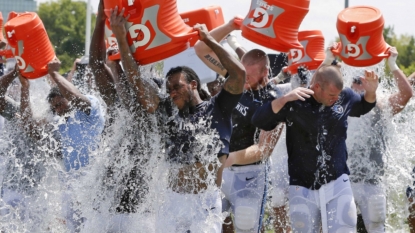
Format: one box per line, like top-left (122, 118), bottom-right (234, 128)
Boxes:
top-left (230, 82), bottom-right (283, 153)
top-left (162, 89), bottom-right (241, 164)
top-left (252, 87), bottom-right (376, 190)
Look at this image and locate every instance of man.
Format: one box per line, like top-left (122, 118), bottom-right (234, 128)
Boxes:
top-left (346, 47), bottom-right (412, 233)
top-left (252, 54), bottom-right (379, 232)
top-left (87, 2), bottom-right (159, 230)
top-left (19, 58), bottom-right (105, 232)
top-left (194, 16), bottom-right (288, 233)
top-left (110, 6), bottom-right (245, 232)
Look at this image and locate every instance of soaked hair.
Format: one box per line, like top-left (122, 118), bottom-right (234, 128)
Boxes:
top-left (314, 65), bottom-right (344, 90)
top-left (47, 87), bottom-right (64, 102)
top-left (241, 49), bottom-right (270, 72)
top-left (166, 66), bottom-right (211, 101)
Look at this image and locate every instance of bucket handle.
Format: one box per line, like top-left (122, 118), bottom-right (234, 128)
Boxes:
top-left (378, 45), bottom-right (391, 58)
top-left (331, 42), bottom-right (342, 56)
top-left (233, 18), bottom-right (242, 27)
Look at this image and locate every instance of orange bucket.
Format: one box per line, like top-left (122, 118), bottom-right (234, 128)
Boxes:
top-left (180, 6), bottom-right (225, 47)
top-left (241, 0), bottom-right (310, 52)
top-left (331, 5), bottom-right (390, 67)
top-left (103, 0), bottom-right (198, 65)
top-left (284, 30), bottom-right (325, 74)
top-left (4, 12), bottom-right (56, 79)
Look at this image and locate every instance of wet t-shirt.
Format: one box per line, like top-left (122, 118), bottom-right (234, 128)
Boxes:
top-left (161, 89), bottom-right (242, 164)
top-left (57, 95), bottom-right (105, 171)
top-left (230, 82), bottom-right (286, 153)
top-left (252, 87), bottom-right (376, 190)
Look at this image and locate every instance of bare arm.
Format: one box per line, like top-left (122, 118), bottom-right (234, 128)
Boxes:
top-left (109, 7), bottom-right (160, 113)
top-left (385, 47), bottom-right (413, 115)
top-left (0, 67), bottom-right (18, 112)
top-left (195, 24), bottom-right (245, 94)
top-left (18, 74), bottom-right (44, 140)
top-left (89, 0), bottom-right (117, 107)
top-left (224, 124), bottom-right (284, 167)
top-left (194, 17), bottom-right (244, 77)
top-left (48, 59), bottom-right (92, 114)
top-left (107, 55), bottom-right (137, 109)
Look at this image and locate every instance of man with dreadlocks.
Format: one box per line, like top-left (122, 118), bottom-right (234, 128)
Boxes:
top-left (110, 7), bottom-right (245, 232)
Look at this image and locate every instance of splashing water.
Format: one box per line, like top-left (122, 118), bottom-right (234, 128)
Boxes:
top-left (342, 61), bottom-right (414, 232)
top-left (0, 67), bottom-right (225, 232)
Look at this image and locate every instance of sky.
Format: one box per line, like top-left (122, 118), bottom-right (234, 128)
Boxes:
top-left (36, 0), bottom-right (415, 54)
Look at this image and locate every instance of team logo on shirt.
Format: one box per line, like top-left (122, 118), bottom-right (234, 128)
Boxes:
top-left (332, 105), bottom-right (344, 114)
top-left (235, 103), bottom-right (249, 116)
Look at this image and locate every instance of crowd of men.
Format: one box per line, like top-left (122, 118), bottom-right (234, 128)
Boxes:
top-left (1, 1), bottom-right (415, 233)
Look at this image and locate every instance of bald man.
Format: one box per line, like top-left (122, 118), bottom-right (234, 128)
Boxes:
top-left (252, 65), bottom-right (379, 233)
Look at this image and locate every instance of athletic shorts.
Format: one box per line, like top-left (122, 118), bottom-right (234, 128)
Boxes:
top-left (289, 174), bottom-right (357, 233)
top-left (221, 163), bottom-right (268, 233)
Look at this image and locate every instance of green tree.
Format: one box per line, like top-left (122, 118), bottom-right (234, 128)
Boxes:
top-left (38, 0), bottom-right (96, 72)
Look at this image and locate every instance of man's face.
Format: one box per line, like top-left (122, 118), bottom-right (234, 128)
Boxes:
top-left (49, 96), bottom-right (70, 116)
top-left (315, 83), bottom-right (342, 107)
top-left (242, 63), bottom-right (268, 90)
top-left (166, 72), bottom-right (194, 110)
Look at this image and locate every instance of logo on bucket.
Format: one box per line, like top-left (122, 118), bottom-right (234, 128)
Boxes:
top-left (243, 1), bottom-right (284, 38)
top-left (289, 40), bottom-right (312, 64)
top-left (290, 49), bottom-right (303, 64)
top-left (339, 34), bottom-right (372, 60)
top-left (106, 6), bottom-right (171, 53)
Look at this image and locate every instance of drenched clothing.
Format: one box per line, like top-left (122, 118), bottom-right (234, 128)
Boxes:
top-left (289, 174), bottom-right (357, 233)
top-left (57, 95), bottom-right (105, 171)
top-left (230, 82), bottom-right (286, 154)
top-left (161, 89), bottom-right (242, 164)
top-left (252, 87), bottom-right (375, 190)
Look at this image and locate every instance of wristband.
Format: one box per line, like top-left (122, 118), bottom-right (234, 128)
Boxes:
top-left (226, 34), bottom-right (242, 51)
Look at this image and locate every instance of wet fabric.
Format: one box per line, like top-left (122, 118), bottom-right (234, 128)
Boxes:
top-left (230, 82), bottom-right (285, 154)
top-left (252, 87), bottom-right (376, 190)
top-left (161, 89), bottom-right (242, 164)
top-left (57, 95), bottom-right (105, 171)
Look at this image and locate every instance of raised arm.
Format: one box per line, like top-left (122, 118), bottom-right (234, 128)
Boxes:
top-left (194, 24), bottom-right (245, 95)
top-left (109, 6), bottom-right (160, 113)
top-left (89, 0), bottom-right (117, 107)
top-left (0, 67), bottom-right (19, 113)
top-left (252, 87), bottom-right (313, 130)
top-left (385, 47), bottom-right (413, 115)
top-left (194, 17), bottom-right (245, 77)
top-left (47, 59), bottom-right (92, 114)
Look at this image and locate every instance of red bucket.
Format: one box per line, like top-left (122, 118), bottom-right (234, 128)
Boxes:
top-left (331, 5), bottom-right (390, 67)
top-left (4, 12), bottom-right (56, 79)
top-left (284, 30), bottom-right (325, 74)
top-left (103, 0), bottom-right (198, 65)
top-left (180, 6), bottom-right (225, 47)
top-left (241, 0), bottom-right (310, 52)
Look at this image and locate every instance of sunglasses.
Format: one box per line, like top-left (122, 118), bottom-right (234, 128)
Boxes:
top-left (352, 76), bottom-right (362, 85)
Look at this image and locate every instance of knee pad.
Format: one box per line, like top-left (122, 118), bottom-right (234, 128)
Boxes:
top-left (271, 187), bottom-right (287, 207)
top-left (234, 198), bottom-right (259, 231)
top-left (336, 195), bottom-right (357, 227)
top-left (289, 204), bottom-right (311, 232)
top-left (368, 195), bottom-right (386, 223)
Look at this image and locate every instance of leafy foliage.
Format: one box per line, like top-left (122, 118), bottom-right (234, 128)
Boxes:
top-left (38, 0), bottom-right (96, 72)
